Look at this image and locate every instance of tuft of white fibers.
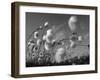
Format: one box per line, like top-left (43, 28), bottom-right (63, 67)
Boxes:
top-left (37, 39), bottom-right (42, 46)
top-left (70, 40), bottom-right (76, 48)
top-left (44, 21), bottom-right (49, 27)
top-left (34, 31), bottom-right (39, 39)
top-left (44, 42), bottom-right (51, 51)
top-left (68, 16), bottom-right (78, 32)
top-left (42, 35), bottom-right (46, 40)
top-left (78, 36), bottom-right (83, 41)
top-left (45, 29), bottom-right (53, 43)
top-left (43, 29), bottom-right (54, 50)
top-left (55, 47), bottom-right (65, 63)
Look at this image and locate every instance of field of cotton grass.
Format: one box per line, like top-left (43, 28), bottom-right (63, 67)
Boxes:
top-left (26, 16), bottom-right (89, 67)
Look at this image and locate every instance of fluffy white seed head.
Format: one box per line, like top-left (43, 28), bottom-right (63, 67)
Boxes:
top-left (68, 16), bottom-right (78, 32)
top-left (70, 41), bottom-right (76, 48)
top-left (44, 21), bottom-right (48, 27)
top-left (55, 48), bottom-right (65, 63)
top-left (47, 29), bottom-right (53, 36)
top-left (34, 31), bottom-right (39, 39)
top-left (44, 42), bottom-right (50, 51)
top-left (37, 39), bottom-right (42, 46)
top-left (78, 36), bottom-right (82, 41)
top-left (45, 29), bottom-right (53, 43)
top-left (42, 35), bottom-right (46, 40)
top-left (43, 29), bottom-right (54, 50)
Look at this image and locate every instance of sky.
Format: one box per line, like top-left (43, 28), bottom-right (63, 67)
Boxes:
top-left (26, 12), bottom-right (89, 37)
